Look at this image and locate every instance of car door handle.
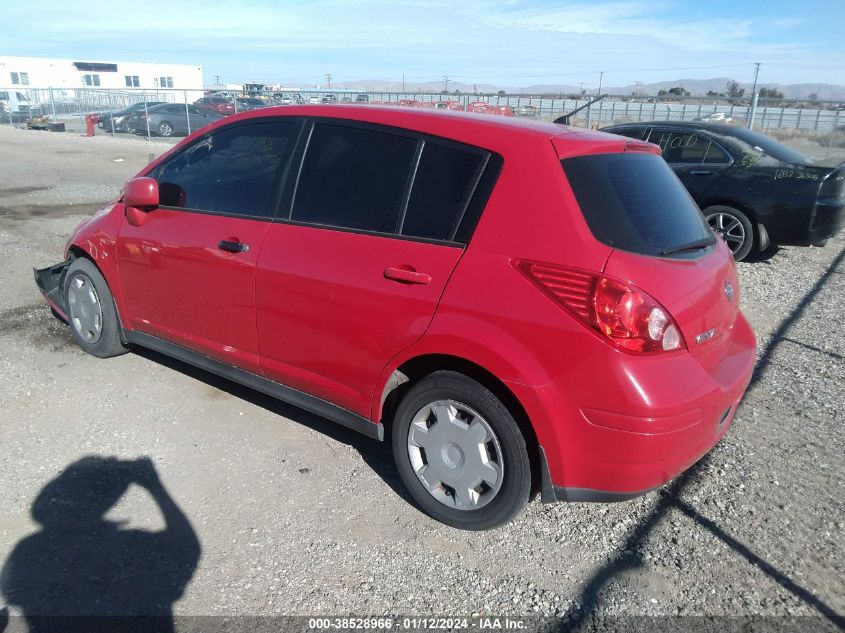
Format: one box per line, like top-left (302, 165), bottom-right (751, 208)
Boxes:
top-left (384, 266), bottom-right (431, 285)
top-left (218, 239), bottom-right (250, 253)
top-left (689, 170), bottom-right (714, 176)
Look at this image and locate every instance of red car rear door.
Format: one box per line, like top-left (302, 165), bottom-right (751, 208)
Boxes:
top-left (256, 120), bottom-right (492, 418)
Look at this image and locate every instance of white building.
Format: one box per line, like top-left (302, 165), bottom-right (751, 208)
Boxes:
top-left (0, 56), bottom-right (204, 102)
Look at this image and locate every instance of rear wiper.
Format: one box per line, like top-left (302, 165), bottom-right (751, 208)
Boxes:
top-left (660, 237), bottom-right (716, 256)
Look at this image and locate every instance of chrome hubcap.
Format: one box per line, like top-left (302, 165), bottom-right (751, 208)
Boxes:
top-left (407, 400), bottom-right (503, 510)
top-left (67, 274), bottom-right (103, 344)
top-left (707, 212), bottom-right (746, 254)
top-left (161, 123), bottom-right (172, 135)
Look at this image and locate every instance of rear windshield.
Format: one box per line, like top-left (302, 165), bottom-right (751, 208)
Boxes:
top-left (562, 153), bottom-right (712, 257)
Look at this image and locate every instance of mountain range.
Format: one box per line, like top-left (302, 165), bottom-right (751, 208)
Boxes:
top-left (330, 77), bottom-right (845, 100)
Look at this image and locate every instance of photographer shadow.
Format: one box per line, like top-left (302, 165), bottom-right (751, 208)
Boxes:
top-left (1, 456), bottom-right (201, 633)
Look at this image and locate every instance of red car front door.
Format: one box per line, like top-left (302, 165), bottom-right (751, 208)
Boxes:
top-left (117, 119), bottom-right (303, 373)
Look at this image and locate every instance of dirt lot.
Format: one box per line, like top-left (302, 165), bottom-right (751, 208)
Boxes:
top-left (0, 125), bottom-right (843, 631)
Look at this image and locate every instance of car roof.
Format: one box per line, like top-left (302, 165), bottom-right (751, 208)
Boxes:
top-left (209, 104), bottom-right (626, 153)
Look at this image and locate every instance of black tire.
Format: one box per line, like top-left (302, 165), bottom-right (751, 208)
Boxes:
top-left (812, 238), bottom-right (829, 247)
top-left (158, 121), bottom-right (174, 137)
top-left (63, 258), bottom-right (128, 358)
top-left (704, 205), bottom-right (755, 261)
top-left (392, 371), bottom-right (531, 530)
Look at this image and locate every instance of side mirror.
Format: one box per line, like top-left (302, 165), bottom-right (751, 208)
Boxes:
top-left (124, 177), bottom-right (159, 227)
top-left (125, 177), bottom-right (159, 208)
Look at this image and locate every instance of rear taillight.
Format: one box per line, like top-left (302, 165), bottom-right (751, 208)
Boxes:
top-left (819, 169), bottom-right (844, 199)
top-left (515, 260), bottom-right (685, 353)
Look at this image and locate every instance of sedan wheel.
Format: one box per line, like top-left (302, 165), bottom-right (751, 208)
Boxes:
top-left (158, 121), bottom-right (173, 137)
top-left (704, 206), bottom-right (754, 261)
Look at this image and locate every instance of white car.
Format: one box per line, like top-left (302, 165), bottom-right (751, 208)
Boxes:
top-left (0, 89), bottom-right (31, 115)
top-left (308, 96), bottom-right (321, 104)
top-left (698, 112), bottom-right (733, 123)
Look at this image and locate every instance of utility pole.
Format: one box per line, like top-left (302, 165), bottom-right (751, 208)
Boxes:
top-left (598, 71), bottom-right (604, 95)
top-left (402, 73), bottom-right (405, 92)
top-left (442, 75), bottom-right (449, 93)
top-left (578, 82), bottom-right (585, 97)
top-left (634, 81), bottom-right (640, 97)
top-left (325, 73), bottom-right (332, 89)
top-left (750, 62), bottom-right (761, 98)
top-left (214, 74), bottom-right (221, 86)
top-left (748, 62), bottom-right (761, 129)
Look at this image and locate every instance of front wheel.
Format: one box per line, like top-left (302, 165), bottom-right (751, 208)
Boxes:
top-left (392, 371), bottom-right (531, 530)
top-left (704, 205), bottom-right (754, 261)
top-left (158, 121), bottom-right (174, 137)
top-left (64, 258), bottom-right (128, 358)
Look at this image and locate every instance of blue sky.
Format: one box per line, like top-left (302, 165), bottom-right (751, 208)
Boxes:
top-left (3, 0), bottom-right (844, 88)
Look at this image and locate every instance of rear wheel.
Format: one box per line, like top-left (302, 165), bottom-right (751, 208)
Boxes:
top-left (158, 121), bottom-right (174, 137)
top-left (392, 371), bottom-right (531, 530)
top-left (64, 258), bottom-right (128, 358)
top-left (704, 205), bottom-right (754, 261)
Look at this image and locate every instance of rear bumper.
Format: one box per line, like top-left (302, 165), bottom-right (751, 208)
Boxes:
top-left (34, 260), bottom-right (71, 321)
top-left (514, 314), bottom-right (756, 502)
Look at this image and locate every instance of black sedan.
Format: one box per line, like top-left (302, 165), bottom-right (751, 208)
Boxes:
top-left (600, 121), bottom-right (845, 260)
top-left (98, 102), bottom-right (165, 131)
top-left (127, 104), bottom-right (221, 137)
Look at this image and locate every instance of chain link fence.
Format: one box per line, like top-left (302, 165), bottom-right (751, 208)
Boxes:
top-left (2, 86), bottom-right (843, 138)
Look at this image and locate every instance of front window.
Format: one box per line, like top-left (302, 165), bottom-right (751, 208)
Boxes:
top-left (154, 121), bottom-right (299, 218)
top-left (83, 74), bottom-right (100, 87)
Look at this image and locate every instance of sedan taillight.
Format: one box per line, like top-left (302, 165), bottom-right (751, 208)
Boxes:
top-left (514, 260), bottom-right (685, 353)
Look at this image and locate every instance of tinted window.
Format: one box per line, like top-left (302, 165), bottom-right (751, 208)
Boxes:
top-left (155, 121), bottom-right (297, 217)
top-left (562, 153), bottom-right (712, 257)
top-left (703, 142), bottom-right (730, 164)
top-left (402, 141), bottom-right (484, 240)
top-left (292, 123), bottom-right (417, 233)
top-left (647, 130), bottom-right (711, 163)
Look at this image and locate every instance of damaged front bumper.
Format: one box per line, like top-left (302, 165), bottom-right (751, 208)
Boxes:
top-left (34, 259), bottom-right (71, 322)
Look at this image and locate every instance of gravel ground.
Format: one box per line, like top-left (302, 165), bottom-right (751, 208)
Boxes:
top-left (0, 125), bottom-right (842, 632)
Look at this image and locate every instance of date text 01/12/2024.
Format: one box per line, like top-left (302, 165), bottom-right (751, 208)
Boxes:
top-left (307, 617), bottom-right (528, 630)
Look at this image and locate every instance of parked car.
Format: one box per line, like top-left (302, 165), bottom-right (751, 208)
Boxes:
top-left (696, 112), bottom-right (734, 123)
top-left (517, 104), bottom-right (540, 117)
top-left (341, 96), bottom-right (353, 102)
top-left (321, 94), bottom-right (337, 104)
top-left (36, 106), bottom-right (755, 529)
top-left (194, 96), bottom-right (235, 116)
top-left (235, 98), bottom-right (267, 111)
top-left (98, 102), bottom-right (166, 131)
top-left (600, 121), bottom-right (845, 260)
top-left (127, 103), bottom-right (221, 137)
top-left (0, 90), bottom-right (31, 117)
top-left (275, 96), bottom-right (293, 106)
top-left (308, 95), bottom-right (321, 104)
top-left (292, 93), bottom-right (305, 104)
top-left (355, 94), bottom-right (369, 103)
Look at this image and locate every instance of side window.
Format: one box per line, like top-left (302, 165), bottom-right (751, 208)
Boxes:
top-left (155, 121), bottom-right (298, 218)
top-left (402, 140), bottom-right (484, 240)
top-left (292, 123), bottom-right (417, 233)
top-left (648, 130), bottom-right (710, 164)
top-left (703, 142), bottom-right (730, 164)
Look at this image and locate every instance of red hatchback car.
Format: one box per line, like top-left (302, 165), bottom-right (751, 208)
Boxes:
top-left (36, 105), bottom-right (755, 529)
